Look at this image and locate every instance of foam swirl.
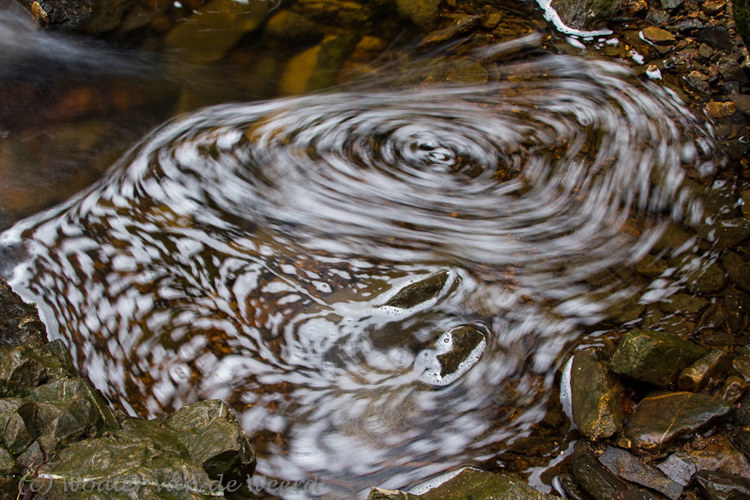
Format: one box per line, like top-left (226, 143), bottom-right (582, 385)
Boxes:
top-left (1, 54), bottom-right (713, 495)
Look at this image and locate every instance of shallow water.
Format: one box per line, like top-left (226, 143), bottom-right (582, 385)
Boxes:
top-left (0, 2), bottom-right (723, 498)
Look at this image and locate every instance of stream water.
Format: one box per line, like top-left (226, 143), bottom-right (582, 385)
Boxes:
top-left (0, 1), bottom-right (726, 497)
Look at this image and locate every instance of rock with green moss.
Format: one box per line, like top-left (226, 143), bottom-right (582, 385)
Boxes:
top-left (420, 468), bottom-right (556, 499)
top-left (167, 399), bottom-right (255, 482)
top-left (610, 329), bottom-right (705, 387)
top-left (549, 0), bottom-right (622, 31)
top-left (264, 10), bottom-right (324, 45)
top-left (0, 398), bottom-right (35, 456)
top-left (734, 0), bottom-right (750, 49)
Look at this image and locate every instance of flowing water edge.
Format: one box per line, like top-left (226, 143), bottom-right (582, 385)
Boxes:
top-left (0, 1), bottom-right (734, 497)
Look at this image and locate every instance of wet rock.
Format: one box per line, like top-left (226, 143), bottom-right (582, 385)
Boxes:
top-left (420, 15), bottom-right (482, 47)
top-left (367, 488), bottom-right (419, 500)
top-left (685, 261), bottom-right (726, 294)
top-left (0, 341), bottom-right (77, 396)
top-left (434, 326), bottom-right (485, 378)
top-left (653, 222), bottom-right (692, 253)
top-left (0, 446), bottom-right (15, 475)
top-left (549, 0), bottom-right (622, 31)
top-left (385, 271), bottom-right (449, 309)
top-left (731, 94), bottom-right (750, 119)
top-left (279, 33), bottom-right (357, 94)
top-left (694, 469), bottom-right (750, 500)
top-left (31, 399), bottom-right (102, 450)
top-left (733, 357), bottom-right (750, 382)
top-left (167, 399), bottom-right (255, 482)
top-left (611, 329), bottom-right (705, 387)
top-left (697, 26), bottom-right (734, 51)
top-left (675, 19), bottom-right (704, 34)
top-left (687, 70), bottom-right (712, 93)
top-left (442, 60), bottom-right (489, 84)
top-left (35, 431), bottom-right (222, 498)
top-left (657, 453), bottom-right (698, 486)
top-left (0, 398), bottom-right (35, 455)
top-left (571, 442), bottom-right (651, 500)
top-left (718, 57), bottom-right (747, 83)
top-left (165, 0), bottom-right (270, 64)
top-left (660, 0), bottom-right (684, 10)
top-left (625, 392), bottom-right (735, 452)
top-left (659, 293), bottom-right (709, 315)
top-left (563, 349), bottom-right (624, 441)
top-left (394, 0), bottom-right (442, 29)
top-left (597, 446), bottom-right (683, 500)
top-left (699, 218), bottom-right (750, 251)
top-left (642, 26), bottom-right (676, 45)
top-left (705, 100), bottom-right (737, 119)
top-left (264, 10), bottom-right (324, 45)
top-left (673, 435), bottom-right (750, 481)
top-left (26, 0), bottom-right (133, 33)
top-left (677, 349), bottom-right (729, 391)
top-left (418, 468), bottom-right (556, 499)
top-left (721, 376), bottom-right (746, 403)
top-left (722, 251), bottom-right (750, 292)
top-left (0, 278), bottom-right (46, 346)
top-left (27, 377), bottom-right (118, 429)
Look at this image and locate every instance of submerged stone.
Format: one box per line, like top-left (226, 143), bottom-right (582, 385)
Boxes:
top-left (167, 400), bottom-right (255, 482)
top-left (165, 0), bottom-right (270, 64)
top-left (625, 392), bottom-right (735, 452)
top-left (597, 447), bottom-right (683, 500)
top-left (394, 0), bottom-right (442, 29)
top-left (434, 326), bottom-right (485, 378)
top-left (549, 0), bottom-right (622, 31)
top-left (264, 10), bottom-right (324, 44)
top-left (722, 251), bottom-right (750, 292)
top-left (610, 329), bottom-right (705, 387)
top-left (564, 349), bottom-right (624, 441)
top-left (385, 272), bottom-right (449, 309)
top-left (279, 33), bottom-right (357, 94)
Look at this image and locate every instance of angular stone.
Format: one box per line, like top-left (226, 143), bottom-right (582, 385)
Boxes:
top-left (36, 434), bottom-right (222, 498)
top-left (0, 278), bottom-right (47, 346)
top-left (31, 399), bottom-right (102, 450)
top-left (420, 15), bottom-right (482, 47)
top-left (572, 442), bottom-right (651, 500)
top-left (722, 251), bottom-right (750, 292)
top-left (677, 349), bottom-right (728, 391)
top-left (167, 400), bottom-right (255, 482)
top-left (721, 376), bottom-right (746, 403)
top-left (0, 398), bottom-right (36, 455)
top-left (660, 0), bottom-right (684, 9)
top-left (27, 377), bottom-right (118, 430)
top-left (385, 272), bottom-right (449, 309)
top-left (419, 468), bottom-right (556, 499)
top-left (434, 326), bottom-right (485, 378)
top-left (659, 293), bottom-right (709, 314)
top-left (697, 26), bottom-right (734, 51)
top-left (0, 446), bottom-right (15, 475)
top-left (672, 435), bottom-right (750, 481)
top-left (597, 447), bottom-right (682, 500)
top-left (626, 392), bottom-right (735, 452)
top-left (694, 470), bottom-right (750, 500)
top-left (734, 357), bottom-right (750, 382)
top-left (549, 0), bottom-right (622, 30)
top-left (657, 453), bottom-right (698, 486)
top-left (367, 488), bottom-right (420, 500)
top-left (564, 350), bottom-right (624, 441)
top-left (736, 0), bottom-right (750, 48)
top-left (611, 330), bottom-right (705, 387)
top-left (0, 340), bottom-right (78, 397)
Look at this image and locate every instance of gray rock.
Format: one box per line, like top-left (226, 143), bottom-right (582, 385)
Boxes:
top-left (0, 278), bottom-right (46, 346)
top-left (549, 0), bottom-right (622, 30)
top-left (565, 350), bottom-right (624, 441)
top-left (598, 447), bottom-right (683, 499)
top-left (657, 453), bottom-right (698, 486)
top-left (167, 400), bottom-right (255, 482)
top-left (625, 392), bottom-right (735, 452)
top-left (611, 329), bottom-right (705, 387)
top-left (697, 26), bottom-right (734, 51)
top-left (572, 442), bottom-right (651, 500)
top-left (660, 0), bottom-right (684, 9)
top-left (694, 469), bottom-right (750, 500)
top-left (27, 377), bottom-right (118, 430)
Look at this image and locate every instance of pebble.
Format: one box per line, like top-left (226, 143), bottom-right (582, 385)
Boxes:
top-left (705, 100), bottom-right (737, 118)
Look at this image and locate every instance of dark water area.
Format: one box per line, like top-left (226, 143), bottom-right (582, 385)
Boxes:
top-left (0, 0), bottom-right (743, 497)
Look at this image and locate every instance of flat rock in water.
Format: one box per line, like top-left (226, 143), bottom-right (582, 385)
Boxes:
top-left (597, 446), bottom-right (683, 499)
top-left (625, 392), bottom-right (735, 452)
top-left (565, 349), bottom-right (624, 441)
top-left (610, 329), bottom-right (705, 387)
top-left (677, 349), bottom-right (728, 391)
top-left (385, 272), bottom-right (449, 309)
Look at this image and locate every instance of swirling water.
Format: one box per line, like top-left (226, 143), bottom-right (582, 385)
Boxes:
top-left (0, 52), bottom-right (714, 495)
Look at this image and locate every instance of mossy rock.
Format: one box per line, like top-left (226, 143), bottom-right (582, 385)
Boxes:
top-left (734, 0), bottom-right (750, 49)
